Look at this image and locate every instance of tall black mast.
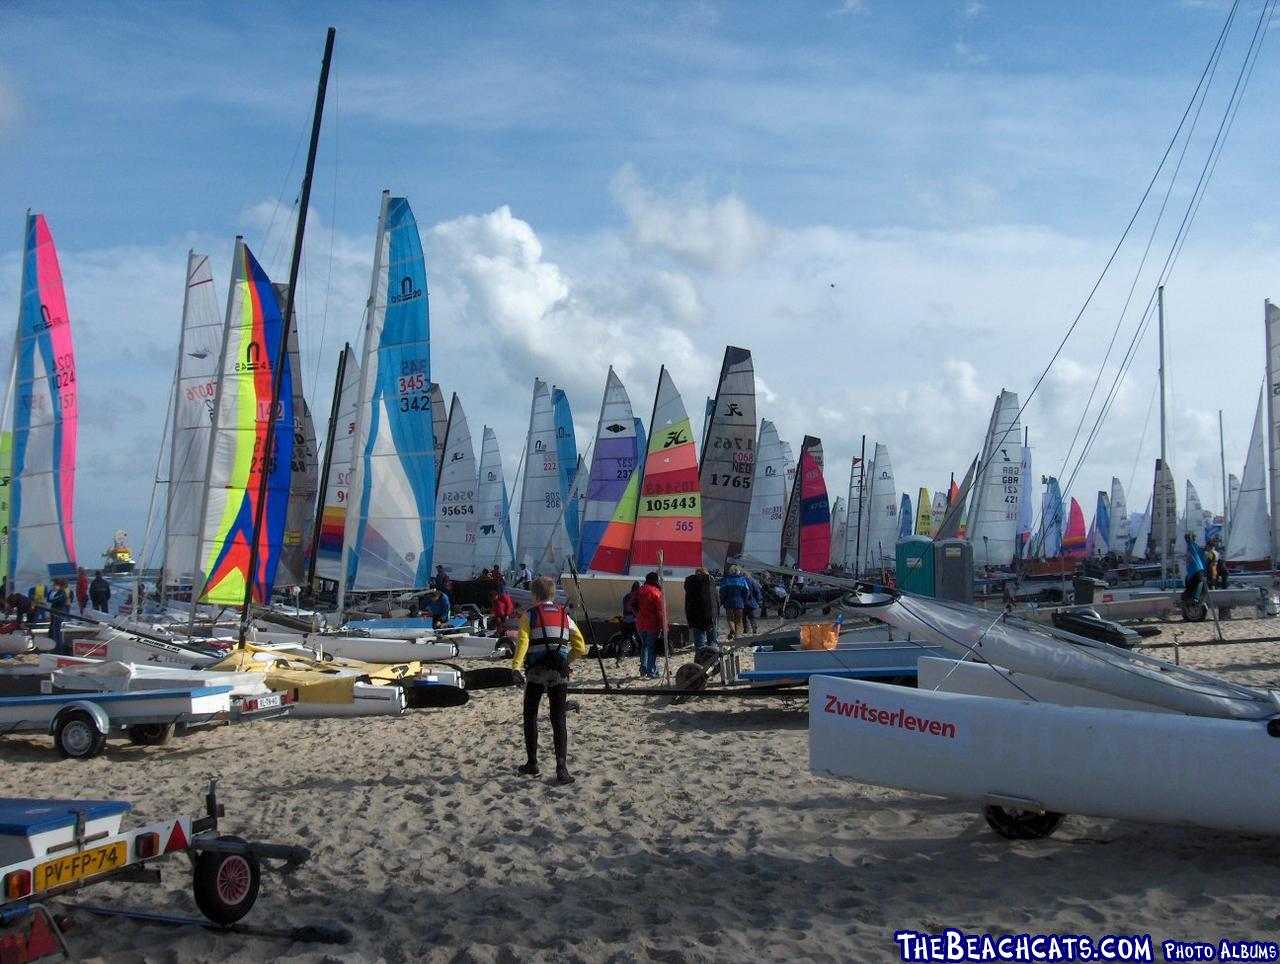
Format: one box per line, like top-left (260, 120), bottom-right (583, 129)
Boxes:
top-left (306, 342), bottom-right (349, 589)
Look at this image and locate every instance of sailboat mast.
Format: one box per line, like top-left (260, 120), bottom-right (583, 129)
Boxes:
top-left (238, 26), bottom-right (335, 646)
top-left (3, 213), bottom-right (30, 590)
top-left (1266, 299), bottom-right (1280, 569)
top-left (1218, 408), bottom-right (1229, 547)
top-left (1157, 284), bottom-right (1168, 584)
top-left (853, 435), bottom-right (865, 575)
top-left (307, 343), bottom-right (349, 588)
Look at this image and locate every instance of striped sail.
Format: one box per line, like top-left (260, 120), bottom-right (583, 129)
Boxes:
top-left (430, 382), bottom-right (447, 478)
top-left (699, 346), bottom-right (756, 571)
top-left (195, 239), bottom-right (293, 604)
top-left (1091, 491), bottom-right (1111, 557)
top-left (914, 488), bottom-right (932, 536)
top-left (433, 393), bottom-right (478, 576)
top-left (741, 419), bottom-right (787, 566)
top-left (794, 435), bottom-right (830, 573)
top-left (274, 286), bottom-right (318, 588)
top-left (163, 251), bottom-right (221, 584)
top-left (475, 426), bottom-right (514, 571)
top-left (630, 366), bottom-right (701, 572)
top-left (898, 493), bottom-right (913, 539)
top-left (965, 389), bottom-right (1021, 568)
top-left (864, 444), bottom-right (898, 572)
top-left (552, 387), bottom-right (579, 562)
top-left (578, 368), bottom-right (640, 570)
top-left (313, 346), bottom-right (360, 582)
top-left (1227, 386), bottom-right (1268, 562)
top-left (516, 380), bottom-right (564, 574)
top-left (1107, 477), bottom-right (1129, 557)
top-left (344, 194), bottom-right (436, 591)
top-left (829, 496), bottom-right (847, 567)
top-left (9, 212), bottom-right (77, 587)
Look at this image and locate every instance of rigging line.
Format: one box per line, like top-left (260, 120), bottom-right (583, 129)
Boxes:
top-left (258, 116), bottom-right (309, 268)
top-left (1053, 3), bottom-right (1239, 486)
top-left (1056, 0), bottom-right (1274, 510)
top-left (311, 73), bottom-right (342, 410)
top-left (1126, 378), bottom-right (1158, 498)
top-left (963, 0), bottom-right (1243, 523)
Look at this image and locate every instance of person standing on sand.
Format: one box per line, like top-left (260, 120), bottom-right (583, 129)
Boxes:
top-left (48, 578), bottom-right (69, 654)
top-left (75, 567), bottom-right (89, 615)
top-left (512, 576), bottom-right (587, 785)
top-left (683, 567), bottom-right (719, 656)
top-left (89, 571), bottom-right (111, 613)
top-left (635, 572), bottom-right (666, 678)
top-left (744, 572), bottom-right (763, 635)
top-left (718, 565), bottom-right (750, 640)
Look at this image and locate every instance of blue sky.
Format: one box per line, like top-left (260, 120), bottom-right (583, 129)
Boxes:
top-left (1, 0), bottom-right (1276, 564)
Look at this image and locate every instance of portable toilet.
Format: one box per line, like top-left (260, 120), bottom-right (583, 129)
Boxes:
top-left (896, 536), bottom-right (935, 596)
top-left (934, 538), bottom-right (974, 604)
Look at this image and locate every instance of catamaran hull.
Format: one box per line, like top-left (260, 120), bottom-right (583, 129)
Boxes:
top-left (0, 634), bottom-right (32, 656)
top-left (810, 675), bottom-right (1280, 837)
top-left (271, 633), bottom-right (458, 664)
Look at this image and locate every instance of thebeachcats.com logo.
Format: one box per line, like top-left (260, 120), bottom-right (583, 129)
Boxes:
top-left (894, 929), bottom-right (1155, 962)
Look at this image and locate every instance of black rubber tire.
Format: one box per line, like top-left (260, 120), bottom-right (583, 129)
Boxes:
top-left (782, 601), bottom-right (802, 620)
top-left (495, 639), bottom-right (515, 659)
top-left (674, 662), bottom-right (708, 692)
top-left (1182, 600), bottom-right (1207, 623)
top-left (983, 806), bottom-right (1065, 840)
top-left (127, 723), bottom-right (173, 746)
top-left (608, 632), bottom-right (636, 659)
top-left (193, 835), bottom-right (261, 925)
top-left (55, 709), bottom-right (107, 760)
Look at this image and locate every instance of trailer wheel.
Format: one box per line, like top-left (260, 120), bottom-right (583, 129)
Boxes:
top-left (983, 805), bottom-right (1065, 840)
top-left (1181, 599), bottom-right (1207, 622)
top-left (128, 723), bottom-right (173, 746)
top-left (193, 836), bottom-right (260, 925)
top-left (607, 632), bottom-right (636, 659)
top-left (495, 639), bottom-right (515, 659)
top-left (55, 709), bottom-right (107, 759)
top-left (782, 601), bottom-right (802, 620)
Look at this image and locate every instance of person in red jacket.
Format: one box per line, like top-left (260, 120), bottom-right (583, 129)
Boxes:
top-left (489, 588), bottom-right (516, 629)
top-left (634, 571), bottom-right (666, 678)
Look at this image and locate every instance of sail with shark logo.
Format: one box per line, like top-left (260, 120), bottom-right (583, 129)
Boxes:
top-left (790, 435), bottom-right (830, 572)
top-left (965, 389), bottom-right (1021, 568)
top-left (578, 368), bottom-right (640, 570)
top-left (552, 387), bottom-right (579, 564)
top-left (432, 393), bottom-right (478, 576)
top-left (341, 193), bottom-right (437, 593)
top-left (630, 366), bottom-right (701, 572)
top-left (1107, 477), bottom-right (1129, 557)
top-left (699, 346), bottom-right (756, 571)
top-left (272, 283), bottom-right (318, 587)
top-left (163, 251), bottom-right (222, 585)
top-left (863, 444), bottom-right (898, 572)
top-left (313, 345), bottom-right (360, 582)
top-left (740, 419), bottom-right (787, 566)
top-left (8, 212), bottom-right (78, 587)
top-left (475, 426), bottom-right (514, 571)
top-left (193, 238), bottom-right (293, 604)
top-left (516, 379), bottom-right (565, 574)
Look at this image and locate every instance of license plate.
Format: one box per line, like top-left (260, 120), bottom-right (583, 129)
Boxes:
top-left (34, 840), bottom-right (128, 891)
top-left (248, 693), bottom-right (282, 711)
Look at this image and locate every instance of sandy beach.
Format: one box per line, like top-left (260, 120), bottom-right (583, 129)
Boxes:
top-left (3, 612), bottom-right (1280, 962)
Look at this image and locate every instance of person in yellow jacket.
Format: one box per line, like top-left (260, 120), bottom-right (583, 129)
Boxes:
top-left (513, 576), bottom-right (588, 784)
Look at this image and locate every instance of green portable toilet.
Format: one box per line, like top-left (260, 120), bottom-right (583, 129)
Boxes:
top-left (896, 536), bottom-right (935, 596)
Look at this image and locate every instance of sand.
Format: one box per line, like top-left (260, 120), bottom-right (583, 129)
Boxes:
top-left (3, 612), bottom-right (1280, 962)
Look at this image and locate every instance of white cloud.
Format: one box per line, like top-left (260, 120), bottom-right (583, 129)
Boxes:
top-left (953, 40), bottom-right (987, 65)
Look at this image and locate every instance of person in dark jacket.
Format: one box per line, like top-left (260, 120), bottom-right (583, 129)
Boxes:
top-left (89, 571), bottom-right (111, 612)
top-left (718, 565), bottom-right (751, 640)
top-left (683, 567), bottom-right (719, 655)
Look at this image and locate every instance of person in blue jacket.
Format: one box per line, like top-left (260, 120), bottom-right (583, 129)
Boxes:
top-left (717, 565), bottom-right (751, 640)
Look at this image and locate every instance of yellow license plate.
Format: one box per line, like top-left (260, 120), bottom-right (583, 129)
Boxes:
top-left (34, 840), bottom-right (128, 891)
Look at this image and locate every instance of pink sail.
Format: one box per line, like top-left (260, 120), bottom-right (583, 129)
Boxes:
top-left (1060, 497), bottom-right (1088, 557)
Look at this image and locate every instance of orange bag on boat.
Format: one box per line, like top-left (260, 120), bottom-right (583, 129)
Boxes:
top-left (799, 623), bottom-right (838, 651)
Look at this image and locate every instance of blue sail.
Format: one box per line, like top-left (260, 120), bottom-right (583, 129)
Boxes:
top-left (898, 493), bottom-right (913, 539)
top-left (552, 387), bottom-right (579, 555)
top-left (347, 195), bottom-right (436, 590)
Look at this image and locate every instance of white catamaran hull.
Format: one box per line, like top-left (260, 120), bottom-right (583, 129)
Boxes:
top-left (810, 675), bottom-right (1280, 837)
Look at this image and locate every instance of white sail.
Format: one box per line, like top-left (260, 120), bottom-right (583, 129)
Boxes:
top-left (846, 457), bottom-right (874, 573)
top-left (431, 393), bottom-right (479, 577)
top-left (965, 389), bottom-right (1022, 568)
top-left (313, 346), bottom-right (361, 583)
top-left (931, 490), bottom-right (947, 540)
top-left (1131, 496), bottom-right (1153, 560)
top-left (1152, 459), bottom-right (1178, 572)
top-left (163, 251), bottom-right (221, 584)
top-left (1181, 480), bottom-right (1204, 544)
top-left (741, 419), bottom-right (787, 565)
top-left (1227, 386), bottom-right (1269, 562)
top-left (1267, 300), bottom-right (1280, 566)
top-left (829, 496), bottom-right (847, 567)
top-left (1228, 473), bottom-right (1241, 524)
top-left (1107, 477), bottom-right (1129, 557)
top-left (430, 381), bottom-right (447, 478)
top-left (700, 346), bottom-right (756, 570)
top-left (475, 426), bottom-right (514, 572)
top-left (864, 444), bottom-right (898, 571)
top-left (342, 193), bottom-right (437, 593)
top-left (516, 379), bottom-right (566, 575)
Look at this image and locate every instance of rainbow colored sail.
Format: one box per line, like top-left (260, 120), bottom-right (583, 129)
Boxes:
top-left (630, 366), bottom-right (701, 571)
top-left (195, 239), bottom-right (294, 604)
top-left (9, 212), bottom-right (77, 587)
top-left (794, 435), bottom-right (831, 573)
top-left (579, 368), bottom-right (640, 571)
top-left (1061, 496), bottom-right (1088, 557)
